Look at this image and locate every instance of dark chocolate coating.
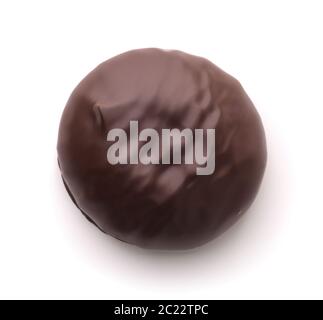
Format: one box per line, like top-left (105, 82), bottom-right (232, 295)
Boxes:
top-left (57, 49), bottom-right (266, 249)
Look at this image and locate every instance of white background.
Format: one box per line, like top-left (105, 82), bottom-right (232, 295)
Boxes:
top-left (0, 0), bottom-right (322, 300)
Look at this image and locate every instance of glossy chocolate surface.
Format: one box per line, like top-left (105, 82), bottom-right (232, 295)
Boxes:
top-left (57, 49), bottom-right (267, 249)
